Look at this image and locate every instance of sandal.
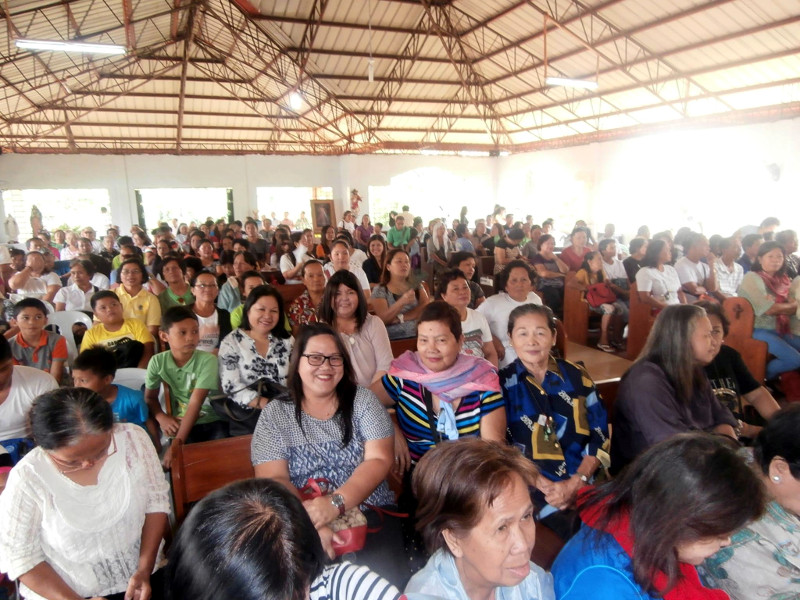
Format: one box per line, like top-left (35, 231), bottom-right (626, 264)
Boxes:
top-left (597, 343), bottom-right (615, 353)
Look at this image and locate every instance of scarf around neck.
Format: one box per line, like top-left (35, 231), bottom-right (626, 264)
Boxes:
top-left (580, 497), bottom-right (729, 600)
top-left (389, 351), bottom-right (500, 403)
top-left (756, 270), bottom-right (791, 335)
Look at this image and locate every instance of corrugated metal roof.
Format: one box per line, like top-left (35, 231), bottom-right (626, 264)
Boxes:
top-left (1, 0), bottom-right (798, 154)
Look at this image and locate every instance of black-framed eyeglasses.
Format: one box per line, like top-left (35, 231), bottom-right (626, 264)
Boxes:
top-left (302, 353), bottom-right (344, 367)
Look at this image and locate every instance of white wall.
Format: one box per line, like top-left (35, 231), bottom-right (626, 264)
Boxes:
top-left (496, 117), bottom-right (800, 241)
top-left (2, 115), bottom-right (798, 242)
top-left (0, 152), bottom-right (496, 239)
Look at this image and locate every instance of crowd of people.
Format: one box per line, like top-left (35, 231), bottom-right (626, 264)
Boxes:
top-left (0, 208), bottom-right (797, 600)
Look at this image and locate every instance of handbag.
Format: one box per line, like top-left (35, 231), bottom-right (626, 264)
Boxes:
top-left (300, 478), bottom-right (368, 556)
top-left (586, 281), bottom-right (617, 308)
top-left (209, 378), bottom-right (290, 436)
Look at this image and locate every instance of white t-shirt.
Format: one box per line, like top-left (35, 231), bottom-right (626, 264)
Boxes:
top-left (461, 308), bottom-right (492, 359)
top-left (323, 263), bottom-right (370, 291)
top-left (90, 273), bottom-right (110, 290)
top-left (53, 283), bottom-right (96, 312)
top-left (674, 257), bottom-right (711, 301)
top-left (196, 310), bottom-right (220, 353)
top-left (602, 257), bottom-right (627, 281)
top-left (280, 254), bottom-right (305, 284)
top-left (635, 265), bottom-right (682, 304)
top-left (0, 366), bottom-right (59, 440)
top-left (477, 291), bottom-right (543, 368)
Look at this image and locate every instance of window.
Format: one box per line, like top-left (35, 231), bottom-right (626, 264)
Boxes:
top-left (256, 187), bottom-right (332, 229)
top-left (1, 188), bottom-right (111, 241)
top-left (134, 188), bottom-right (233, 231)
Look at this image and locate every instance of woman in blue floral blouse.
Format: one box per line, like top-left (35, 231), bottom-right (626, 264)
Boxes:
top-left (500, 303), bottom-right (610, 541)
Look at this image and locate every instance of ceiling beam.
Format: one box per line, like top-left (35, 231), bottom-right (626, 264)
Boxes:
top-left (176, 0), bottom-right (199, 152)
top-left (252, 14), bottom-right (439, 37)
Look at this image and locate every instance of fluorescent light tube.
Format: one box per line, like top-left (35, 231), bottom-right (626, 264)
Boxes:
top-left (15, 39), bottom-right (126, 55)
top-left (545, 76), bottom-right (598, 90)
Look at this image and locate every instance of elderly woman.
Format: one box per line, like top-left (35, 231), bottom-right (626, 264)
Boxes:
top-left (501, 303), bottom-right (610, 541)
top-left (317, 270), bottom-right (393, 403)
top-left (54, 258), bottom-right (97, 312)
top-left (737, 241), bottom-right (800, 389)
top-left (288, 260), bottom-right (326, 334)
top-left (0, 388), bottom-right (169, 600)
top-left (553, 434), bottom-right (765, 600)
top-left (635, 238), bottom-right (686, 309)
top-left (372, 249), bottom-right (430, 340)
top-left (114, 258), bottom-right (162, 338)
top-left (477, 260), bottom-right (543, 368)
top-left (696, 301), bottom-right (780, 438)
top-left (168, 479), bottom-right (401, 600)
top-left (701, 406), bottom-right (800, 598)
top-left (427, 221), bottom-right (453, 286)
top-left (405, 438), bottom-right (555, 600)
top-left (383, 301), bottom-right (504, 470)
top-left (612, 305), bottom-right (740, 473)
top-left (252, 323), bottom-right (405, 586)
top-left (219, 285), bottom-right (293, 409)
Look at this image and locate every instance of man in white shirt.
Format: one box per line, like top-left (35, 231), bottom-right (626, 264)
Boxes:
top-left (714, 237), bottom-right (744, 297)
top-left (0, 337), bottom-right (59, 443)
top-left (674, 232), bottom-right (720, 303)
top-left (599, 239), bottom-right (630, 304)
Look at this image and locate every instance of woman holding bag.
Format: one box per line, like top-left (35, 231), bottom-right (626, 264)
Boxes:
top-left (571, 251), bottom-right (628, 352)
top-left (251, 323), bottom-right (408, 588)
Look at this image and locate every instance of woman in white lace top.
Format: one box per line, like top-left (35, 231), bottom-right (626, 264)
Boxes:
top-left (0, 387), bottom-right (170, 600)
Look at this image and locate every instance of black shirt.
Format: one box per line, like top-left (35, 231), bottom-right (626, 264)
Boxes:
top-left (622, 256), bottom-right (641, 284)
top-left (704, 344), bottom-right (760, 420)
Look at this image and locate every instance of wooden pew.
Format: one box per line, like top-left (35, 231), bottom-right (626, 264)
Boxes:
top-left (722, 297), bottom-right (768, 382)
top-left (563, 273), bottom-right (591, 346)
top-left (626, 282), bottom-right (655, 360)
top-left (171, 435), bottom-right (254, 523)
top-left (273, 283), bottom-right (306, 307)
top-left (390, 337), bottom-right (417, 358)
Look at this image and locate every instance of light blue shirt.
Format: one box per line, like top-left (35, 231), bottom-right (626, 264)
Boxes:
top-left (405, 549), bottom-right (555, 600)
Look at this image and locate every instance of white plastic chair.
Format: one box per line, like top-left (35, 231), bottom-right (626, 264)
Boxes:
top-left (47, 310), bottom-right (94, 366)
top-left (114, 368), bottom-right (169, 445)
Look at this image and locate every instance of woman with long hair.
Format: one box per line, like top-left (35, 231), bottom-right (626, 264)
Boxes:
top-left (354, 214), bottom-right (374, 252)
top-left (363, 234), bottom-right (388, 287)
top-left (571, 250), bottom-right (627, 351)
top-left (372, 248), bottom-right (430, 340)
top-left (315, 225), bottom-right (337, 261)
top-left (553, 434), bottom-right (765, 600)
top-left (531, 234), bottom-right (568, 316)
top-left (611, 304), bottom-right (739, 473)
top-left (317, 270), bottom-right (393, 403)
top-left (737, 240), bottom-right (800, 393)
top-left (278, 232), bottom-right (305, 285)
top-left (252, 323), bottom-right (406, 586)
top-left (635, 238), bottom-right (686, 309)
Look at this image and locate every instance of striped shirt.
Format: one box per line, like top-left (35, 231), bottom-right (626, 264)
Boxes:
top-left (310, 562), bottom-right (401, 600)
top-left (381, 374), bottom-right (504, 463)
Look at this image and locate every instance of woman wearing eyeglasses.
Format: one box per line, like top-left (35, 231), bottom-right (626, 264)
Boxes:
top-left (190, 271), bottom-right (231, 355)
top-left (252, 323), bottom-right (407, 587)
top-left (0, 387), bottom-right (170, 600)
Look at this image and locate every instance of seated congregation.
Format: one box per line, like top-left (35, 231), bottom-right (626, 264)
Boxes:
top-left (0, 212), bottom-right (798, 600)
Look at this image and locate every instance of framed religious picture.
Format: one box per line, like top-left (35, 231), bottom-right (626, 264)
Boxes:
top-left (310, 199), bottom-right (335, 234)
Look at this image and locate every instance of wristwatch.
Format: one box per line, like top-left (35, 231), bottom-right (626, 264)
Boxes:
top-left (577, 473), bottom-right (590, 484)
top-left (330, 493), bottom-right (346, 516)
top-left (397, 314), bottom-right (405, 323)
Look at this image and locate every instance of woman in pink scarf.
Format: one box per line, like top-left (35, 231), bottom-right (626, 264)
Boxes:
top-left (737, 241), bottom-right (800, 400)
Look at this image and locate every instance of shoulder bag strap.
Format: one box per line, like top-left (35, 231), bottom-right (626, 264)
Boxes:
top-left (422, 386), bottom-right (443, 445)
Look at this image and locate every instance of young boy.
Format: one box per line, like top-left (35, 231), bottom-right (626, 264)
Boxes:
top-left (9, 298), bottom-right (68, 384)
top-left (145, 306), bottom-right (224, 468)
top-left (81, 290), bottom-right (155, 369)
top-left (72, 346), bottom-right (158, 446)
